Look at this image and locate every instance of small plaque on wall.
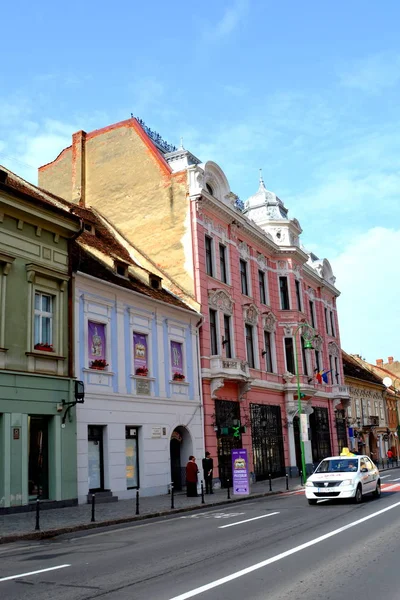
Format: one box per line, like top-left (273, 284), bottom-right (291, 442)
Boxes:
top-left (13, 428), bottom-right (20, 440)
top-left (136, 379), bottom-right (151, 396)
top-left (152, 427), bottom-right (162, 438)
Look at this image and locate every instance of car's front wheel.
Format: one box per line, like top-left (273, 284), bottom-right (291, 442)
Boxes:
top-left (373, 481), bottom-right (381, 499)
top-left (354, 484), bottom-right (363, 504)
top-left (308, 499), bottom-right (317, 505)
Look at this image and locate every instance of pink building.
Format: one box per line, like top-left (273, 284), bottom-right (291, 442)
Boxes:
top-left (38, 118), bottom-right (350, 486)
top-left (191, 166), bottom-right (349, 482)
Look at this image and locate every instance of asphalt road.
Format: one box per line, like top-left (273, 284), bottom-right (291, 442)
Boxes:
top-left (2, 469), bottom-right (400, 600)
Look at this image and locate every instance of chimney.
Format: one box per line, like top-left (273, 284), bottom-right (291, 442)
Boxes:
top-left (388, 356), bottom-right (394, 364)
top-left (72, 130), bottom-right (87, 207)
top-left (376, 359), bottom-right (383, 366)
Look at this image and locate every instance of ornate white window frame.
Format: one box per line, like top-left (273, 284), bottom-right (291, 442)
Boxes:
top-left (129, 308), bottom-right (155, 396)
top-left (83, 296), bottom-right (113, 376)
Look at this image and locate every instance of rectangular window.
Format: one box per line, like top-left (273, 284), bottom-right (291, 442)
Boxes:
top-left (264, 330), bottom-right (273, 372)
top-left (324, 307), bottom-right (330, 335)
top-left (240, 259), bottom-right (249, 296)
top-left (279, 277), bottom-right (290, 310)
top-left (205, 235), bottom-right (214, 277)
top-left (245, 324), bottom-right (255, 368)
top-left (284, 337), bottom-right (295, 374)
top-left (223, 314), bottom-right (232, 359)
top-left (334, 356), bottom-right (339, 384)
top-left (330, 311), bottom-right (336, 337)
top-left (34, 292), bottom-right (53, 348)
top-left (315, 349), bottom-right (321, 372)
top-left (88, 321), bottom-right (107, 368)
top-left (258, 270), bottom-right (267, 305)
top-left (380, 402), bottom-right (384, 421)
top-left (329, 354), bottom-right (334, 384)
top-left (170, 341), bottom-right (184, 378)
top-left (301, 340), bottom-right (309, 376)
top-left (133, 332), bottom-right (149, 375)
top-left (125, 427), bottom-right (139, 489)
top-left (219, 244), bottom-right (228, 284)
top-left (295, 279), bottom-right (302, 311)
top-left (209, 309), bottom-right (218, 356)
top-left (309, 300), bottom-right (315, 328)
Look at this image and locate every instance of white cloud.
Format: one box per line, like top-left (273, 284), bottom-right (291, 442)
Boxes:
top-left (331, 227), bottom-right (400, 362)
top-left (202, 0), bottom-right (249, 42)
top-left (339, 53), bottom-right (400, 94)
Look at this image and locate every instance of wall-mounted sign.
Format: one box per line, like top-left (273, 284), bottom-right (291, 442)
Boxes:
top-left (152, 427), bottom-right (162, 439)
top-left (300, 413), bottom-right (309, 442)
top-left (13, 428), bottom-right (20, 440)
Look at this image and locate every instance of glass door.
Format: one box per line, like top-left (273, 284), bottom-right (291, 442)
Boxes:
top-left (88, 426), bottom-right (104, 491)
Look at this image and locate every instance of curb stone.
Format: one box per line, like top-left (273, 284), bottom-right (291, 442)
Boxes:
top-left (0, 487), bottom-right (302, 545)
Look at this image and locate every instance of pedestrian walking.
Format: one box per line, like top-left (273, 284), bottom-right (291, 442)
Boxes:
top-left (202, 452), bottom-right (214, 494)
top-left (186, 456), bottom-right (199, 497)
top-left (387, 449), bottom-right (393, 464)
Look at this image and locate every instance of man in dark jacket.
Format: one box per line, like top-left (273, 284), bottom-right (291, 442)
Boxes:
top-left (186, 456), bottom-right (199, 497)
top-left (202, 452), bottom-right (214, 494)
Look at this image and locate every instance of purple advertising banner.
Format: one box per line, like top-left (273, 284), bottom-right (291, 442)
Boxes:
top-left (232, 449), bottom-right (250, 495)
top-left (133, 333), bottom-right (148, 371)
top-left (170, 341), bottom-right (183, 375)
top-left (88, 321), bottom-right (106, 361)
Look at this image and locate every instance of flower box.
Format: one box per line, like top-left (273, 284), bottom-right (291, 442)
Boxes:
top-left (90, 359), bottom-right (109, 370)
top-left (173, 372), bottom-right (185, 381)
top-left (34, 343), bottom-right (54, 352)
top-left (136, 367), bottom-right (149, 377)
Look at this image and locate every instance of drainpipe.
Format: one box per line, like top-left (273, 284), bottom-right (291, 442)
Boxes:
top-left (195, 316), bottom-right (206, 456)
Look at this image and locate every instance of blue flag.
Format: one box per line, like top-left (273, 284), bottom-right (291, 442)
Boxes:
top-left (322, 370), bottom-right (332, 384)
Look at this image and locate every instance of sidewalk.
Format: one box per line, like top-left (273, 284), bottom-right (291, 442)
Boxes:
top-left (0, 475), bottom-right (301, 544)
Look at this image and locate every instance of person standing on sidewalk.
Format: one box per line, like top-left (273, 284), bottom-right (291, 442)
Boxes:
top-left (387, 449), bottom-right (394, 464)
top-left (186, 456), bottom-right (199, 497)
top-left (202, 452), bottom-right (214, 494)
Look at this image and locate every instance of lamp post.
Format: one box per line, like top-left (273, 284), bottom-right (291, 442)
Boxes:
top-left (293, 321), bottom-right (315, 482)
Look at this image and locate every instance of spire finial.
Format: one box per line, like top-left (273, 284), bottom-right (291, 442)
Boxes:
top-left (259, 168), bottom-right (265, 189)
top-left (179, 136), bottom-right (184, 150)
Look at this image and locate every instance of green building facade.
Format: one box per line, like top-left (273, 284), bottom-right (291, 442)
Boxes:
top-left (0, 168), bottom-right (82, 510)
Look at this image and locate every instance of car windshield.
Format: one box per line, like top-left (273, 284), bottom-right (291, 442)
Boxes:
top-left (315, 458), bottom-right (359, 473)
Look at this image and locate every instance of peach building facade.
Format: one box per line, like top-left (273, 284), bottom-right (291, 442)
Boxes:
top-left (39, 118), bottom-right (350, 484)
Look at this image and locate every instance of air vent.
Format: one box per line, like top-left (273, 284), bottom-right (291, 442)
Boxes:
top-left (149, 274), bottom-right (162, 290)
top-left (115, 262), bottom-right (129, 278)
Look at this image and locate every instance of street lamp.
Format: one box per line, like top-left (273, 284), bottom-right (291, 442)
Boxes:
top-left (293, 321), bottom-right (315, 483)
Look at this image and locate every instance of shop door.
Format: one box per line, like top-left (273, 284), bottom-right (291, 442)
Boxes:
top-left (28, 416), bottom-right (49, 500)
top-left (293, 416), bottom-right (302, 471)
top-left (309, 407), bottom-right (332, 464)
top-left (88, 426), bottom-right (104, 492)
top-left (215, 400), bottom-right (242, 488)
top-left (250, 404), bottom-right (285, 480)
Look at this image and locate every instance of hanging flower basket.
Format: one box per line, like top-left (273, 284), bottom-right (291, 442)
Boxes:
top-left (136, 367), bottom-right (149, 377)
top-left (34, 343), bottom-right (54, 352)
top-left (173, 372), bottom-right (185, 381)
top-left (90, 359), bottom-right (108, 370)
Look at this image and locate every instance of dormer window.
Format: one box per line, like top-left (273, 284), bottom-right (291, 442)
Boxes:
top-left (149, 274), bottom-right (162, 289)
top-left (115, 262), bottom-right (128, 277)
top-left (206, 183), bottom-right (214, 196)
top-left (84, 222), bottom-right (95, 235)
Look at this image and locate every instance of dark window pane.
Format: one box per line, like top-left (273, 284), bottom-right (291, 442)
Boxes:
top-left (324, 307), bottom-right (329, 335)
top-left (205, 236), bottom-right (213, 277)
top-left (315, 349), bottom-right (321, 372)
top-left (301, 338), bottom-right (309, 376)
top-left (335, 357), bottom-right (339, 384)
top-left (330, 311), bottom-right (336, 337)
top-left (295, 279), bottom-right (302, 311)
top-left (245, 324), bottom-right (255, 368)
top-left (220, 244), bottom-right (227, 283)
top-left (284, 337), bottom-right (295, 373)
top-left (279, 277), bottom-right (290, 310)
top-left (309, 300), bottom-right (315, 328)
top-left (223, 315), bottom-right (232, 358)
top-left (240, 260), bottom-right (248, 296)
top-left (209, 309), bottom-right (218, 355)
top-left (259, 270), bottom-right (266, 304)
top-left (264, 331), bottom-right (273, 372)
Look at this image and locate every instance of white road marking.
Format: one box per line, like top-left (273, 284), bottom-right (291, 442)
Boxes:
top-left (382, 483), bottom-right (400, 492)
top-left (218, 512), bottom-right (280, 529)
top-left (387, 477), bottom-right (400, 482)
top-left (168, 500), bottom-right (400, 600)
top-left (181, 512), bottom-right (245, 520)
top-left (0, 564), bottom-right (71, 583)
top-left (381, 475), bottom-right (391, 479)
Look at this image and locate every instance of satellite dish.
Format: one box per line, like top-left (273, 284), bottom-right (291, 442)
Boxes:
top-left (383, 376), bottom-right (393, 388)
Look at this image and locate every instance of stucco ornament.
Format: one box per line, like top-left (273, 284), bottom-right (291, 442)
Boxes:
top-left (257, 253), bottom-right (267, 270)
top-left (263, 311), bottom-right (277, 332)
top-left (313, 335), bottom-right (323, 351)
top-left (238, 241), bottom-right (249, 260)
top-left (243, 304), bottom-right (259, 325)
top-left (208, 289), bottom-right (234, 315)
top-left (328, 341), bottom-right (340, 357)
top-left (282, 371), bottom-right (295, 383)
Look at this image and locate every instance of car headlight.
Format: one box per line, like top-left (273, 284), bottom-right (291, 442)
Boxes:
top-left (340, 479), bottom-right (354, 486)
top-left (305, 481), bottom-right (314, 487)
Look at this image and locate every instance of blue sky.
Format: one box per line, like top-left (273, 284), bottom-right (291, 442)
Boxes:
top-left (1, 0), bottom-right (400, 363)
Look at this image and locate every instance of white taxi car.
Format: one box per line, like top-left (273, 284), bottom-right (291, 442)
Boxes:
top-left (305, 455), bottom-right (381, 505)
